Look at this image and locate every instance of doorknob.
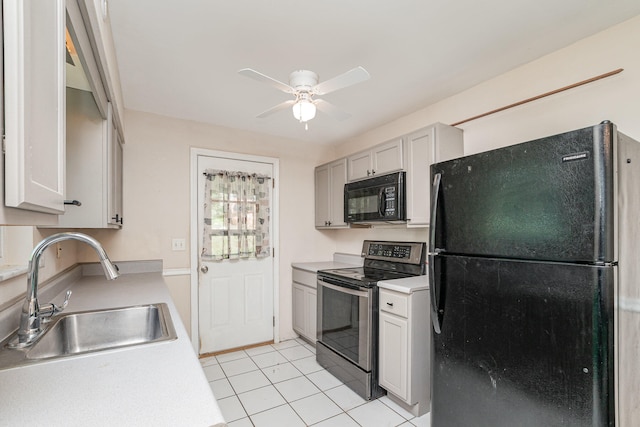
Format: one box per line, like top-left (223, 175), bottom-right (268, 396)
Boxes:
top-left (200, 265), bottom-right (208, 273)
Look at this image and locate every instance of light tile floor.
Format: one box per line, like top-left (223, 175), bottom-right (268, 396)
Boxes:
top-left (201, 338), bottom-right (431, 427)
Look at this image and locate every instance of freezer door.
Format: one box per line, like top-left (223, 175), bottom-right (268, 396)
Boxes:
top-left (431, 255), bottom-right (615, 427)
top-left (430, 122), bottom-right (616, 263)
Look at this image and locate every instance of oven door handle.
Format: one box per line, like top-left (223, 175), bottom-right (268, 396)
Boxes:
top-left (318, 280), bottom-right (370, 298)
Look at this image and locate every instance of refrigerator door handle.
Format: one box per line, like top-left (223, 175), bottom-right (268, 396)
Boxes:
top-left (429, 172), bottom-right (443, 334)
top-left (428, 172), bottom-right (442, 256)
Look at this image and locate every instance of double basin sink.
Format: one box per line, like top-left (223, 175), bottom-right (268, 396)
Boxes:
top-left (0, 303), bottom-right (177, 370)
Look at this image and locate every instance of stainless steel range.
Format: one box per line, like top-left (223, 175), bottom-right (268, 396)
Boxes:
top-left (316, 240), bottom-right (426, 400)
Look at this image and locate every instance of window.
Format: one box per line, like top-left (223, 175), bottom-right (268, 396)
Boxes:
top-left (202, 170), bottom-right (271, 260)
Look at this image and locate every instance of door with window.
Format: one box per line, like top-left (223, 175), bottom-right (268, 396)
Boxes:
top-left (197, 154), bottom-right (274, 354)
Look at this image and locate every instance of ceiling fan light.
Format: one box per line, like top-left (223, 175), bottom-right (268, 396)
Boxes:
top-left (292, 100), bottom-right (316, 122)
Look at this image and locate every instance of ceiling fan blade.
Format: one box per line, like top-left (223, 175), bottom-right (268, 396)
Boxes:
top-left (313, 66), bottom-right (370, 96)
top-left (256, 100), bottom-right (296, 118)
top-left (314, 99), bottom-right (351, 121)
top-left (238, 68), bottom-right (295, 94)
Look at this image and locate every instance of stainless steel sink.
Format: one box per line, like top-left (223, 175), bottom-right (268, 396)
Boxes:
top-left (0, 303), bottom-right (177, 369)
top-left (27, 303), bottom-right (177, 360)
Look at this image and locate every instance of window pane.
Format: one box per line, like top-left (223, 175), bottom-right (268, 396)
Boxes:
top-left (210, 235), bottom-right (226, 258)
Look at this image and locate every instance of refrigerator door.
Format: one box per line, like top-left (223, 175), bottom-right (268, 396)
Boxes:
top-left (431, 255), bottom-right (615, 427)
top-left (430, 122), bottom-right (616, 263)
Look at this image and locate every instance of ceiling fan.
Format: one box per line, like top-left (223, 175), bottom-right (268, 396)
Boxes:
top-left (238, 66), bottom-right (370, 128)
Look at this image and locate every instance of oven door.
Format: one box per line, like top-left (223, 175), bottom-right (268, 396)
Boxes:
top-left (317, 276), bottom-right (373, 371)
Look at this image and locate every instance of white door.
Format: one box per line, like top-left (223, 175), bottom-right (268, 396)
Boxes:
top-left (197, 154), bottom-right (275, 354)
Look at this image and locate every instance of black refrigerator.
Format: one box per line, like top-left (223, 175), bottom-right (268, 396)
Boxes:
top-left (428, 121), bottom-right (640, 426)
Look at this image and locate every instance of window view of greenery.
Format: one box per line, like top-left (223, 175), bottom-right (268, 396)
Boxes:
top-left (208, 189), bottom-right (258, 258)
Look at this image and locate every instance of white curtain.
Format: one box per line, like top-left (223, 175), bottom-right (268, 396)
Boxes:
top-left (202, 169), bottom-right (271, 261)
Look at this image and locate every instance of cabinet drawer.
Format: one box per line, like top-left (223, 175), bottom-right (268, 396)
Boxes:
top-left (379, 289), bottom-right (408, 317)
top-left (292, 268), bottom-right (317, 288)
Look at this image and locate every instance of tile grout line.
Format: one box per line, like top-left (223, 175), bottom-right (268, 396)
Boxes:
top-left (204, 340), bottom-right (425, 427)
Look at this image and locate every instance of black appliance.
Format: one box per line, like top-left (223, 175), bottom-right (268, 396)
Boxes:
top-left (429, 121), bottom-right (640, 426)
top-left (344, 171), bottom-right (406, 223)
top-left (317, 240), bottom-right (425, 400)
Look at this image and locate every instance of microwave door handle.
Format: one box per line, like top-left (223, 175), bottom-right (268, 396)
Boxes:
top-left (378, 189), bottom-right (386, 216)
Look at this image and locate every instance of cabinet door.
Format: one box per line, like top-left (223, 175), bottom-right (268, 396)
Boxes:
top-left (107, 108), bottom-right (124, 226)
top-left (406, 128), bottom-right (434, 226)
top-left (347, 150), bottom-right (372, 181)
top-left (314, 164), bottom-right (330, 227)
top-left (372, 138), bottom-right (404, 176)
top-left (3, 0), bottom-right (65, 214)
top-left (328, 159), bottom-right (347, 227)
top-left (379, 311), bottom-right (409, 401)
top-left (306, 287), bottom-right (317, 342)
top-left (292, 283), bottom-right (306, 335)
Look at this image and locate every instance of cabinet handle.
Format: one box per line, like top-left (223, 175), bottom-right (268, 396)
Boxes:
top-left (386, 302), bottom-right (393, 307)
top-left (328, 221), bottom-right (331, 226)
top-left (111, 214), bottom-right (123, 225)
top-left (371, 169), bottom-right (376, 175)
top-left (64, 199), bottom-right (82, 206)
top-left (366, 169), bottom-right (371, 176)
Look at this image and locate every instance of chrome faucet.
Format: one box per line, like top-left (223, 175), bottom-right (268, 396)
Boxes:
top-left (11, 232), bottom-right (119, 348)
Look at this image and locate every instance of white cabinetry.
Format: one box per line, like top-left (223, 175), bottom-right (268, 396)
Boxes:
top-left (108, 122), bottom-right (124, 226)
top-left (406, 123), bottom-right (463, 227)
top-left (315, 159), bottom-right (347, 228)
top-left (378, 279), bottom-right (430, 417)
top-left (45, 0), bottom-right (124, 229)
top-left (2, 0), bottom-right (66, 219)
top-left (0, 0), bottom-right (124, 226)
top-left (56, 100), bottom-right (123, 228)
top-left (347, 138), bottom-right (404, 181)
top-left (292, 267), bottom-right (317, 343)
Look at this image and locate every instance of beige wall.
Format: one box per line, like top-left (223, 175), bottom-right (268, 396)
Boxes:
top-left (76, 110), bottom-right (338, 340)
top-left (328, 15), bottom-right (640, 255)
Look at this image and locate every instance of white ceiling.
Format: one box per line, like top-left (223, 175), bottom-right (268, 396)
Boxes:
top-left (107, 0), bottom-right (640, 145)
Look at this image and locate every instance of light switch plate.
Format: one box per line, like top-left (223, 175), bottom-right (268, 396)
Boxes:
top-left (172, 238), bottom-right (186, 251)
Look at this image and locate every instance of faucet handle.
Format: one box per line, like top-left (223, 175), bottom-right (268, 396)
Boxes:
top-left (40, 290), bottom-right (72, 322)
top-left (60, 290), bottom-right (72, 310)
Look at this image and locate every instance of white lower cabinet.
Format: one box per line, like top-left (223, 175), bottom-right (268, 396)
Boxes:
top-left (378, 283), bottom-right (431, 417)
top-left (380, 310), bottom-right (409, 399)
top-left (292, 268), bottom-right (317, 343)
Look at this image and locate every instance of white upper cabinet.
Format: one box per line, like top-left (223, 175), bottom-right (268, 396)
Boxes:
top-left (3, 0), bottom-right (66, 216)
top-left (0, 0), bottom-right (125, 227)
top-left (347, 138), bottom-right (404, 181)
top-left (107, 107), bottom-right (124, 226)
top-left (52, 0), bottom-right (124, 229)
top-left (406, 123), bottom-right (463, 227)
top-left (315, 158), bottom-right (347, 228)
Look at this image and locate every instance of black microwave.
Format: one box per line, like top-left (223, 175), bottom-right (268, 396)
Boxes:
top-left (344, 171), bottom-right (406, 223)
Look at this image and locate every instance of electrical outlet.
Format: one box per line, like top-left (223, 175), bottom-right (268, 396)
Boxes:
top-left (172, 238), bottom-right (186, 251)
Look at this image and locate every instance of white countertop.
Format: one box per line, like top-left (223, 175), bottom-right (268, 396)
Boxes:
top-left (292, 252), bottom-right (363, 273)
top-left (292, 261), bottom-right (359, 272)
top-left (0, 263), bottom-right (225, 427)
top-left (377, 274), bottom-right (430, 294)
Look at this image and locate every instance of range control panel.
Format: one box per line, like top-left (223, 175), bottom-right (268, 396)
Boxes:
top-left (367, 243), bottom-right (412, 259)
top-left (361, 240), bottom-right (425, 265)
